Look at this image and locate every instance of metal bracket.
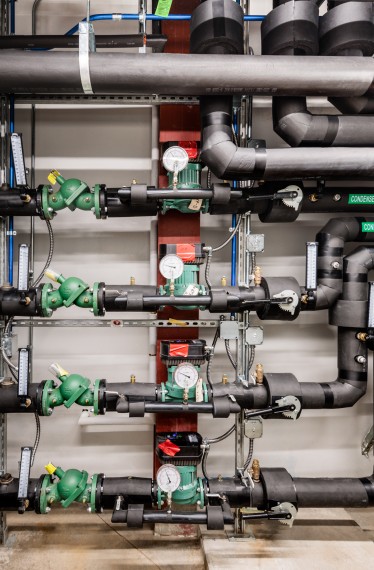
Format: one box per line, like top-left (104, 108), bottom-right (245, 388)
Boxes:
top-left (271, 502), bottom-right (298, 527)
top-left (79, 22), bottom-right (96, 95)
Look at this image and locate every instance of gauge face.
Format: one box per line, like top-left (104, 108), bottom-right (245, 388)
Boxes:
top-left (174, 362), bottom-right (199, 389)
top-left (162, 146), bottom-right (189, 174)
top-left (159, 254), bottom-right (184, 280)
top-left (156, 464), bottom-right (181, 493)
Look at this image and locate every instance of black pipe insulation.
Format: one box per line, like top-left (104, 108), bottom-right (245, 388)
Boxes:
top-left (263, 1), bottom-right (374, 148)
top-left (1, 52), bottom-right (374, 97)
top-left (0, 35), bottom-right (167, 51)
top-left (1, 470), bottom-right (373, 515)
top-left (6, 185), bottom-right (374, 219)
top-left (199, 96), bottom-right (374, 180)
top-left (310, 217), bottom-right (374, 310)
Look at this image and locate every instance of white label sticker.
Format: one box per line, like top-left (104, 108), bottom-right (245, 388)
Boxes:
top-left (195, 378), bottom-right (203, 402)
top-left (188, 199), bottom-right (203, 211)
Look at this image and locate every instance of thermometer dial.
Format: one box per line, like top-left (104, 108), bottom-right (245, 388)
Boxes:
top-left (162, 146), bottom-right (189, 174)
top-left (159, 254), bottom-right (184, 280)
top-left (156, 464), bottom-right (181, 493)
top-left (174, 362), bottom-right (199, 389)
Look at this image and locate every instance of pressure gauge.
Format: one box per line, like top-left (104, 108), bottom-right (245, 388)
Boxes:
top-left (159, 254), bottom-right (184, 280)
top-left (174, 362), bottom-right (199, 389)
top-left (162, 146), bottom-right (189, 174)
top-left (156, 464), bottom-right (181, 493)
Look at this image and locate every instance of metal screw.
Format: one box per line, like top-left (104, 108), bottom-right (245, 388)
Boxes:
top-left (333, 194), bottom-right (341, 202)
top-left (87, 506), bottom-right (92, 513)
top-left (47, 408), bottom-right (53, 415)
top-left (85, 197), bottom-right (91, 203)
top-left (331, 261), bottom-right (341, 270)
top-left (45, 507), bottom-right (51, 513)
top-left (51, 196), bottom-right (57, 202)
top-left (355, 355), bottom-right (367, 364)
top-left (83, 297), bottom-right (89, 303)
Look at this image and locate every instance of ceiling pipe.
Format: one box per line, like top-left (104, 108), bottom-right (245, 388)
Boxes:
top-left (0, 51), bottom-right (374, 97)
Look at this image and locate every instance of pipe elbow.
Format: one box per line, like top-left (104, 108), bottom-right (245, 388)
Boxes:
top-left (200, 137), bottom-right (238, 179)
top-left (274, 111), bottom-right (313, 147)
top-left (331, 380), bottom-right (367, 408)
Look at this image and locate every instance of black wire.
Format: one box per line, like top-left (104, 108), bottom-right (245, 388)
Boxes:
top-left (225, 339), bottom-right (237, 370)
top-left (206, 326), bottom-right (220, 389)
top-left (31, 411), bottom-right (41, 466)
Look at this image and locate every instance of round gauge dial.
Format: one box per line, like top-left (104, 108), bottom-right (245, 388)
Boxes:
top-left (174, 362), bottom-right (199, 389)
top-left (162, 146), bottom-right (189, 174)
top-left (159, 254), bottom-right (184, 280)
top-left (156, 464), bottom-right (181, 493)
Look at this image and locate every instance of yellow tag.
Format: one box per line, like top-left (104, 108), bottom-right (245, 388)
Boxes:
top-left (45, 463), bottom-right (57, 475)
top-left (168, 318), bottom-right (188, 326)
top-left (47, 170), bottom-right (60, 185)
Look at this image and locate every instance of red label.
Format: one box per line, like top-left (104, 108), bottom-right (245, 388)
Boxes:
top-left (158, 439), bottom-right (181, 457)
top-left (169, 343), bottom-right (189, 357)
top-left (176, 243), bottom-right (195, 262)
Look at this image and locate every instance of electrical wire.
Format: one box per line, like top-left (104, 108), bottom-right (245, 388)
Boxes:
top-left (204, 214), bottom-right (243, 289)
top-left (31, 219), bottom-right (54, 287)
top-left (207, 424), bottom-right (236, 445)
top-left (202, 424), bottom-right (236, 480)
top-left (206, 326), bottom-right (220, 390)
top-left (31, 411), bottom-right (41, 466)
top-left (225, 339), bottom-right (237, 370)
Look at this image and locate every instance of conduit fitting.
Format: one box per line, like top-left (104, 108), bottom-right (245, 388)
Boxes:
top-left (255, 364), bottom-right (264, 385)
top-left (253, 266), bottom-right (262, 286)
top-left (251, 459), bottom-right (261, 483)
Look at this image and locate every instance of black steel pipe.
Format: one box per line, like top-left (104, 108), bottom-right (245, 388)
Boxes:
top-left (1, 52), bottom-right (374, 96)
top-left (0, 35), bottom-right (167, 51)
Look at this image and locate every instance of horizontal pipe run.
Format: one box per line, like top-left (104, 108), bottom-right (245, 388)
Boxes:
top-left (0, 35), bottom-right (167, 51)
top-left (1, 53), bottom-right (374, 96)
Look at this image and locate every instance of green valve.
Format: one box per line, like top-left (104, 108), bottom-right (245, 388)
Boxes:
top-left (41, 170), bottom-right (96, 220)
top-left (349, 195), bottom-right (374, 205)
top-left (41, 270), bottom-right (95, 316)
top-left (161, 364), bottom-right (208, 402)
top-left (362, 222), bottom-right (374, 232)
top-left (41, 363), bottom-right (95, 415)
top-left (40, 463), bottom-right (95, 513)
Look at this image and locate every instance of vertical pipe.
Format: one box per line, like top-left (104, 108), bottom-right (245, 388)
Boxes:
top-left (8, 0), bottom-right (15, 285)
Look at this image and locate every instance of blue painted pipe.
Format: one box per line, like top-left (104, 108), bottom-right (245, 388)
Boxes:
top-left (65, 13), bottom-right (265, 36)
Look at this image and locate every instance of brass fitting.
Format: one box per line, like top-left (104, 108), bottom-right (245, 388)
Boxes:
top-left (222, 374), bottom-right (228, 384)
top-left (301, 293), bottom-right (309, 305)
top-left (221, 276), bottom-right (227, 287)
top-left (130, 375), bottom-right (136, 383)
top-left (130, 276), bottom-right (135, 286)
top-left (251, 459), bottom-right (260, 483)
top-left (255, 363), bottom-right (264, 384)
top-left (309, 193), bottom-right (319, 203)
top-left (132, 179), bottom-right (137, 185)
top-left (253, 266), bottom-right (261, 286)
top-left (356, 332), bottom-right (368, 342)
top-left (169, 279), bottom-right (175, 296)
top-left (183, 387), bottom-right (189, 403)
top-left (21, 194), bottom-right (31, 204)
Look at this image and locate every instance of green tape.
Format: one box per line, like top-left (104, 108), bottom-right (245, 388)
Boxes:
top-left (349, 194), bottom-right (374, 205)
top-left (155, 0), bottom-right (173, 17)
top-left (362, 222), bottom-right (374, 233)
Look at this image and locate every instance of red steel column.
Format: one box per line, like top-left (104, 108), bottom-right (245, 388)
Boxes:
top-left (156, 0), bottom-right (201, 458)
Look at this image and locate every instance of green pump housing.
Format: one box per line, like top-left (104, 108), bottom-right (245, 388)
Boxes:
top-left (161, 163), bottom-right (208, 214)
top-left (39, 462), bottom-right (99, 514)
top-left (159, 264), bottom-right (206, 310)
top-left (157, 466), bottom-right (204, 508)
top-left (41, 170), bottom-right (101, 220)
top-left (41, 364), bottom-right (102, 416)
top-left (160, 365), bottom-right (208, 403)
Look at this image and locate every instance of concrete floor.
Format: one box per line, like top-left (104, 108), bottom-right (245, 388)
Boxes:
top-left (0, 507), bottom-right (373, 569)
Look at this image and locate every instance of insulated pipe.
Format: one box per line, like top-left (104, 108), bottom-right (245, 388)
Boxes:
top-left (310, 217), bottom-right (374, 310)
top-left (273, 96), bottom-right (374, 147)
top-left (200, 96), bottom-right (374, 180)
top-left (264, 1), bottom-right (374, 147)
top-left (2, 52), bottom-right (374, 97)
top-left (1, 470), bottom-right (373, 514)
top-left (0, 35), bottom-right (168, 51)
